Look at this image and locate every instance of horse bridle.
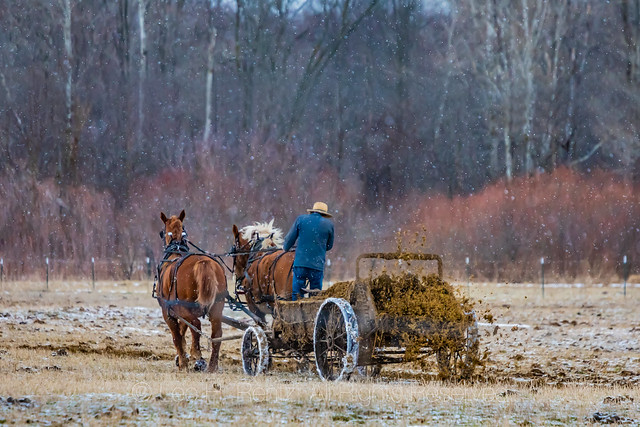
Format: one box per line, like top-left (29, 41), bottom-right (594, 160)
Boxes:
top-left (160, 226), bottom-right (188, 245)
top-left (230, 233), bottom-right (264, 290)
top-left (159, 226), bottom-right (190, 257)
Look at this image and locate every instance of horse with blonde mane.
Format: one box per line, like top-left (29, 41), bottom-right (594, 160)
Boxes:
top-left (231, 220), bottom-right (294, 321)
top-left (156, 210), bottom-right (227, 372)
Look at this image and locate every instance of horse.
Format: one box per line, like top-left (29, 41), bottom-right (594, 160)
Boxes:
top-left (156, 210), bottom-right (228, 372)
top-left (231, 220), bottom-right (295, 322)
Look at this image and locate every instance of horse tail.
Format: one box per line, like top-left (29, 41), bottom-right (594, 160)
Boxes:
top-left (194, 259), bottom-right (219, 309)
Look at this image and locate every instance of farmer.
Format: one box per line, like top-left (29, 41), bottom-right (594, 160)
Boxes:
top-left (283, 202), bottom-right (334, 301)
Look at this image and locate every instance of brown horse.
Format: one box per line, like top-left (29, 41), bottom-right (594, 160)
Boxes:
top-left (231, 221), bottom-right (294, 321)
top-left (156, 210), bottom-right (227, 372)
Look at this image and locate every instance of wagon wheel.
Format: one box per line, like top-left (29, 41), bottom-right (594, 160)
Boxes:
top-left (436, 311), bottom-right (480, 380)
top-left (356, 364), bottom-right (381, 378)
top-left (460, 311), bottom-right (480, 378)
top-left (241, 326), bottom-right (270, 376)
top-left (313, 298), bottom-right (359, 381)
top-left (436, 347), bottom-right (453, 379)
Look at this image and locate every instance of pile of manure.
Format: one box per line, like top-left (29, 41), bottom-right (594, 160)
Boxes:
top-left (368, 272), bottom-right (468, 320)
top-left (315, 280), bottom-right (355, 300)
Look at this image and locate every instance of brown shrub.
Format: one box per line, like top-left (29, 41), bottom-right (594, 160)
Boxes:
top-left (405, 167), bottom-right (640, 282)
top-left (1, 166), bottom-right (638, 282)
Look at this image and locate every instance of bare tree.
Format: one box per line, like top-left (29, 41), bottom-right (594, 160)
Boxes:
top-left (519, 0), bottom-right (547, 175)
top-left (563, 2), bottom-right (593, 164)
top-left (539, 1), bottom-right (568, 169)
top-left (621, 0), bottom-right (640, 83)
top-left (433, 11), bottom-right (458, 171)
top-left (137, 0), bottom-right (148, 155)
top-left (468, 0), bottom-right (548, 180)
top-left (284, 0), bottom-right (380, 139)
top-left (116, 0), bottom-right (131, 79)
top-left (203, 25), bottom-right (217, 142)
top-left (60, 0), bottom-right (77, 183)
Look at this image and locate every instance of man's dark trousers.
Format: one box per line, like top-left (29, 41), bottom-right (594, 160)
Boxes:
top-left (291, 266), bottom-right (323, 301)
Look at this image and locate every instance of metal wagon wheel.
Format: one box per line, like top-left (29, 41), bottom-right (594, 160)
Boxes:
top-left (356, 364), bottom-right (382, 378)
top-left (241, 325), bottom-right (270, 376)
top-left (313, 298), bottom-right (359, 381)
top-left (436, 311), bottom-right (479, 380)
top-left (460, 311), bottom-right (480, 378)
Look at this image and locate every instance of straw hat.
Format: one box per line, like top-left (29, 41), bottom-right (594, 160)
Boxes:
top-left (307, 201), bottom-right (332, 217)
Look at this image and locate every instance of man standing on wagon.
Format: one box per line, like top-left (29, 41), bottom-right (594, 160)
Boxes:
top-left (283, 202), bottom-right (334, 301)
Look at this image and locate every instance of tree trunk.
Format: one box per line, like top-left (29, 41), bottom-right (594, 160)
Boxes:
top-left (137, 0), bottom-right (147, 155)
top-left (234, 0), bottom-right (254, 136)
top-left (541, 3), bottom-right (566, 168)
top-left (521, 0), bottom-right (546, 175)
top-left (433, 11), bottom-right (457, 156)
top-left (116, 0), bottom-right (130, 79)
top-left (504, 118), bottom-right (513, 182)
top-left (490, 133), bottom-right (500, 176)
top-left (62, 0), bottom-right (76, 184)
top-left (285, 0), bottom-right (379, 140)
top-left (204, 26), bottom-right (217, 142)
top-left (622, 0), bottom-right (640, 83)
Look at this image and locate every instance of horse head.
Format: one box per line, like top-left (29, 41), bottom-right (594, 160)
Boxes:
top-left (231, 224), bottom-right (251, 279)
top-left (231, 220), bottom-right (284, 278)
top-left (160, 210), bottom-right (188, 248)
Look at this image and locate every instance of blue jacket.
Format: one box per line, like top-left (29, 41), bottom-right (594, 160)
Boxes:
top-left (283, 213), bottom-right (334, 271)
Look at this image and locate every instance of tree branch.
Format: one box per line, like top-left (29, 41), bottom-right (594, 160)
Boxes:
top-left (569, 141), bottom-right (603, 165)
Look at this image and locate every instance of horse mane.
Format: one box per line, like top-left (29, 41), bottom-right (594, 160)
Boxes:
top-left (240, 219), bottom-right (284, 249)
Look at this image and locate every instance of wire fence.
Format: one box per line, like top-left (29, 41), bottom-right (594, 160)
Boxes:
top-left (0, 255), bottom-right (636, 293)
top-left (0, 257), bottom-right (156, 283)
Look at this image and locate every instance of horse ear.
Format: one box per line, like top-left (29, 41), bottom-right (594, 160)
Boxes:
top-left (179, 210), bottom-right (186, 221)
top-left (232, 224), bottom-right (239, 238)
top-left (160, 212), bottom-right (168, 223)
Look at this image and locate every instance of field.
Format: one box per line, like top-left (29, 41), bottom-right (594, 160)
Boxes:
top-left (0, 280), bottom-right (639, 425)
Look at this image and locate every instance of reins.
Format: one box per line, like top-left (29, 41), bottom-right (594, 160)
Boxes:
top-left (154, 231), bottom-right (275, 326)
top-left (174, 236), bottom-right (279, 275)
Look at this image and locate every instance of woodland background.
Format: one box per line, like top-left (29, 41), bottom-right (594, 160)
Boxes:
top-left (1, 0), bottom-right (639, 282)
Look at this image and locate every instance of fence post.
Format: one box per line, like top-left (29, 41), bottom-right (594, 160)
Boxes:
top-left (146, 257), bottom-right (151, 279)
top-left (45, 257), bottom-right (49, 291)
top-left (92, 257), bottom-right (95, 291)
top-left (1, 258), bottom-right (3, 286)
top-left (465, 257), bottom-right (470, 295)
top-left (540, 257), bottom-right (545, 298)
top-left (623, 255), bottom-right (629, 297)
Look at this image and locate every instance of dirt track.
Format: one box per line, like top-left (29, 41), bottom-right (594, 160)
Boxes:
top-left (0, 281), bottom-right (638, 424)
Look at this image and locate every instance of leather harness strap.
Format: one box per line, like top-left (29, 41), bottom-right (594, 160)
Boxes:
top-left (156, 238), bottom-right (228, 319)
top-left (265, 250), bottom-right (293, 301)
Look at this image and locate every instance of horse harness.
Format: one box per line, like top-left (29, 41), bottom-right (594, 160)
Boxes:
top-left (231, 235), bottom-right (293, 305)
top-left (265, 250), bottom-right (294, 300)
top-left (153, 237), bottom-right (228, 319)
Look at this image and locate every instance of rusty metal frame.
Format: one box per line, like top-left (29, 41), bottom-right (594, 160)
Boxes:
top-left (355, 252), bottom-right (443, 282)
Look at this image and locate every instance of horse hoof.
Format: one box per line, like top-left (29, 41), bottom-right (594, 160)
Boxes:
top-left (194, 358), bottom-right (207, 372)
top-left (175, 355), bottom-right (189, 367)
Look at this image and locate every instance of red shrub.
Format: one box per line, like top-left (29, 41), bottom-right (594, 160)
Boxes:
top-left (407, 168), bottom-right (640, 282)
top-left (1, 166), bottom-right (638, 282)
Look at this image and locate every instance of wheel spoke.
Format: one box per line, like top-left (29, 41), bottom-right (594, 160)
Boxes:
top-left (314, 301), bottom-right (354, 380)
top-left (242, 327), bottom-right (268, 376)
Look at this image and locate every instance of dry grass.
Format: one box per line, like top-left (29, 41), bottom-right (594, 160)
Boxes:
top-left (0, 281), bottom-right (639, 424)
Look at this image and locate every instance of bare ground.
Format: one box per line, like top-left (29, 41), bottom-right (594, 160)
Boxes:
top-left (0, 280), bottom-right (639, 425)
